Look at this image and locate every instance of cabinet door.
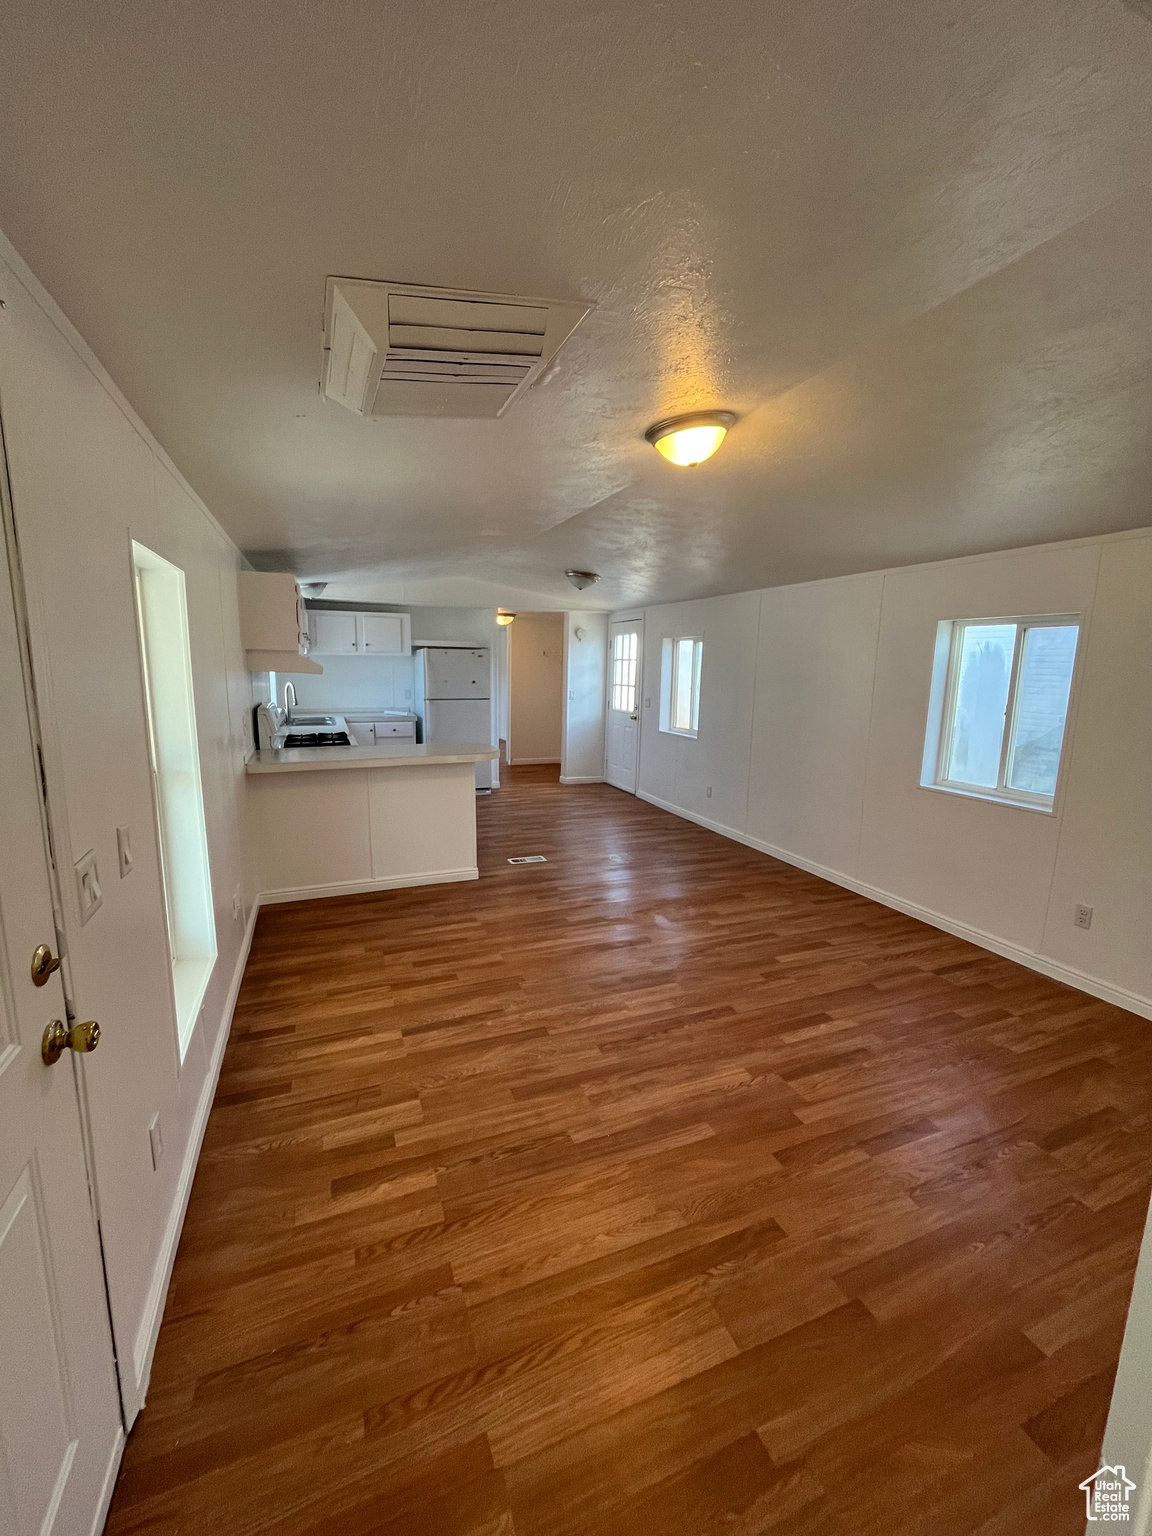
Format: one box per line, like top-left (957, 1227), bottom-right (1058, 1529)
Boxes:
top-left (310, 610), bottom-right (359, 654)
top-left (360, 613), bottom-right (405, 654)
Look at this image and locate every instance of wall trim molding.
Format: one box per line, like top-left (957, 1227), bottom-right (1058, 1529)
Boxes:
top-left (128, 899), bottom-right (259, 1415)
top-left (559, 774), bottom-right (605, 784)
top-left (507, 756), bottom-right (561, 766)
top-left (257, 867), bottom-right (478, 905)
top-left (637, 789), bottom-right (1152, 1023)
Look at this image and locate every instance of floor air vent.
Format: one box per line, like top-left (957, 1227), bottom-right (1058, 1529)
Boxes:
top-left (322, 279), bottom-right (592, 419)
top-left (507, 856), bottom-right (547, 864)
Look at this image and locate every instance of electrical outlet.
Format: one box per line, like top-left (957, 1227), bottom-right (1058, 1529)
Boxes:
top-left (232, 885), bottom-right (243, 921)
top-left (705, 785), bottom-right (713, 798)
top-left (404, 689), bottom-right (412, 700)
top-left (74, 849), bottom-right (102, 925)
top-left (148, 1113), bottom-right (164, 1171)
top-left (1074, 903), bottom-right (1093, 931)
top-left (116, 824), bottom-right (134, 878)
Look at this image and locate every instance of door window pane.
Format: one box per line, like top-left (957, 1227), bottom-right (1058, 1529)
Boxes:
top-left (1006, 625), bottom-right (1078, 796)
top-left (611, 631), bottom-right (638, 714)
top-left (945, 623), bottom-right (1016, 788)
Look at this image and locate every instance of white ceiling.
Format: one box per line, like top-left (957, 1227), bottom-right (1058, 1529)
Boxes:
top-left (1, 0), bottom-right (1151, 610)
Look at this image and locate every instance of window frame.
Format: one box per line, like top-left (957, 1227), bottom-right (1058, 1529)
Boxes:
top-left (925, 612), bottom-right (1080, 812)
top-left (659, 635), bottom-right (703, 739)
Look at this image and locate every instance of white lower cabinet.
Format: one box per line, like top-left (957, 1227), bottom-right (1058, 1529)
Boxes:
top-left (349, 718), bottom-right (417, 745)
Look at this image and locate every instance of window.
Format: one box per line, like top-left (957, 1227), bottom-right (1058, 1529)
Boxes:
top-left (610, 629), bottom-right (638, 714)
top-left (660, 636), bottom-right (703, 737)
top-left (132, 542), bottom-right (216, 1058)
top-left (922, 615), bottom-right (1079, 809)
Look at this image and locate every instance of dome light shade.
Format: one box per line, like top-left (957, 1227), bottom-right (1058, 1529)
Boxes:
top-left (496, 611), bottom-right (516, 626)
top-left (645, 411), bottom-right (736, 466)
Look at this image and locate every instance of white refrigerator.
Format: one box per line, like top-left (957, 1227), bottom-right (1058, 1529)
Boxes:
top-left (413, 648), bottom-right (494, 789)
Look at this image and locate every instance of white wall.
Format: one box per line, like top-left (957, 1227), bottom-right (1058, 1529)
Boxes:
top-left (285, 653), bottom-right (416, 712)
top-left (627, 528), bottom-right (1152, 1019)
top-left (0, 232), bottom-right (252, 1417)
top-left (508, 612), bottom-right (564, 764)
top-left (1100, 1204), bottom-right (1152, 1535)
top-left (561, 611), bottom-right (608, 783)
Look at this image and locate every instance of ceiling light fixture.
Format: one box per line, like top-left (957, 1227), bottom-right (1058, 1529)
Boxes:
top-left (645, 410), bottom-right (737, 466)
top-left (565, 570), bottom-right (600, 591)
top-left (496, 611), bottom-right (516, 626)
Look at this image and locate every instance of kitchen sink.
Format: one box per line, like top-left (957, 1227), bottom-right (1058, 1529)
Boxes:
top-left (287, 714), bottom-right (335, 725)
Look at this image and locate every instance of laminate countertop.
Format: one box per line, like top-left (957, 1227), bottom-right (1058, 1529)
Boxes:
top-left (246, 741), bottom-right (498, 775)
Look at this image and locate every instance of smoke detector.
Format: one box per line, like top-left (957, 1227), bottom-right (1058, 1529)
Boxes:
top-left (565, 570), bottom-right (600, 591)
top-left (322, 278), bottom-right (592, 419)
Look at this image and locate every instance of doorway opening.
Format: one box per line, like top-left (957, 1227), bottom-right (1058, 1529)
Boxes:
top-left (506, 612), bottom-right (564, 769)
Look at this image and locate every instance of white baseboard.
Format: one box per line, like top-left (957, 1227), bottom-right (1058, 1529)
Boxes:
top-left (127, 899), bottom-right (259, 1415)
top-left (559, 774), bottom-right (606, 785)
top-left (507, 756), bottom-right (561, 766)
top-left (257, 866), bottom-right (478, 905)
top-left (89, 1426), bottom-right (125, 1536)
top-left (637, 788), bottom-right (1152, 1023)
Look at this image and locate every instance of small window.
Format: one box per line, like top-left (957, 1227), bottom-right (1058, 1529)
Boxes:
top-left (660, 636), bottom-right (703, 738)
top-left (132, 542), bottom-right (217, 1058)
top-left (610, 629), bottom-right (638, 713)
top-left (923, 615), bottom-right (1079, 809)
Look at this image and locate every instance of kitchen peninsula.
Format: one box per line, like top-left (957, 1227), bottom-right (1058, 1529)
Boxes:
top-left (245, 740), bottom-right (498, 904)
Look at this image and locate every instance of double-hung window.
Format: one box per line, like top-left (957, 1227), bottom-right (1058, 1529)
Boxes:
top-left (132, 542), bottom-right (217, 1057)
top-left (660, 636), bottom-right (703, 738)
top-left (923, 615), bottom-right (1079, 809)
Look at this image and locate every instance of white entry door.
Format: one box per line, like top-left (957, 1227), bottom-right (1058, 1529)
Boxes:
top-left (606, 617), bottom-right (643, 793)
top-left (0, 478), bottom-right (123, 1532)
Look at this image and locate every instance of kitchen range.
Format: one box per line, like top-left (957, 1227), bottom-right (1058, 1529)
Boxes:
top-left (253, 702), bottom-right (352, 750)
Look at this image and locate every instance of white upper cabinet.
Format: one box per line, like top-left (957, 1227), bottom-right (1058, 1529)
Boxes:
top-left (308, 609), bottom-right (412, 656)
top-left (310, 609), bottom-right (359, 654)
top-left (361, 612), bottom-right (407, 653)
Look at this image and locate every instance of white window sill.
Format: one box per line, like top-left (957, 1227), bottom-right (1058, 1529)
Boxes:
top-left (919, 781), bottom-right (1054, 814)
top-left (173, 953), bottom-right (217, 1061)
top-left (660, 728), bottom-right (699, 740)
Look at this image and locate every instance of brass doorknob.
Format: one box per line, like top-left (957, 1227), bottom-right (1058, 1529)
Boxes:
top-left (42, 1018), bottom-right (100, 1066)
top-left (31, 943), bottom-right (62, 987)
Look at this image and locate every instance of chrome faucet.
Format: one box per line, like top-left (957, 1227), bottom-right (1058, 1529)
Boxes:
top-left (282, 680), bottom-right (297, 722)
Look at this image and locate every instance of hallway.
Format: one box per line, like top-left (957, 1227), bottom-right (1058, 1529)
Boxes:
top-left (105, 769), bottom-right (1152, 1535)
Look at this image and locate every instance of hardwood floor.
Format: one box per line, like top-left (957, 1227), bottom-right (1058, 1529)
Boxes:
top-left (105, 767), bottom-right (1152, 1535)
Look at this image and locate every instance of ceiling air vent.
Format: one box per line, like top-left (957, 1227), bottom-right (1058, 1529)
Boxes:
top-left (321, 278), bottom-right (592, 419)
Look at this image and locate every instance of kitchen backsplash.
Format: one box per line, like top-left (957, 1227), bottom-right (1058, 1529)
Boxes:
top-left (280, 653), bottom-right (416, 711)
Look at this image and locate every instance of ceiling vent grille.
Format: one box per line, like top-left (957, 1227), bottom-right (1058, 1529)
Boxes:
top-left (322, 279), bottom-right (592, 419)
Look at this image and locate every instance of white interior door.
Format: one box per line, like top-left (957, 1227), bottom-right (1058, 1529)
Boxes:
top-left (606, 617), bottom-right (643, 793)
top-left (0, 485), bottom-right (123, 1534)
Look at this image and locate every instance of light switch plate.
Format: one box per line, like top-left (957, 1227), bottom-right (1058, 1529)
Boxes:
top-left (116, 824), bottom-right (134, 878)
top-left (74, 849), bottom-right (102, 925)
top-left (148, 1113), bottom-right (164, 1171)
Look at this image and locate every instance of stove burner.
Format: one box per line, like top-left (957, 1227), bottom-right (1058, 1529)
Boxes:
top-left (282, 731), bottom-right (352, 748)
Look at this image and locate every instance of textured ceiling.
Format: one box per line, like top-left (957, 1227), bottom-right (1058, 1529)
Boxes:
top-left (1, 0), bottom-right (1151, 609)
